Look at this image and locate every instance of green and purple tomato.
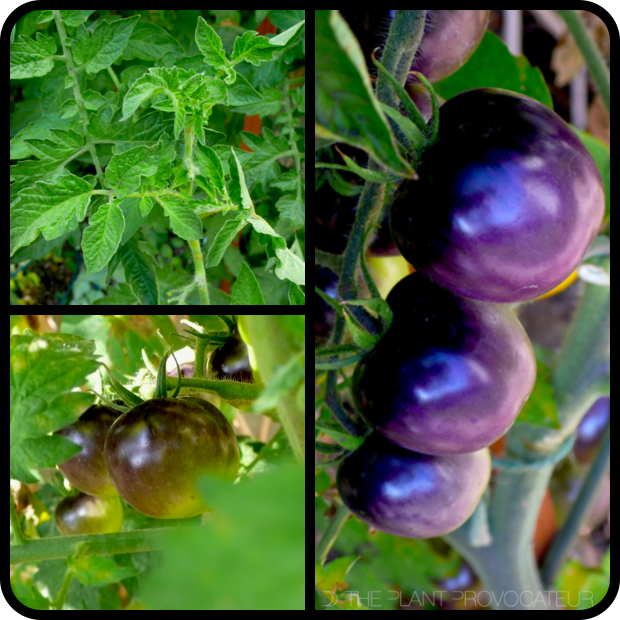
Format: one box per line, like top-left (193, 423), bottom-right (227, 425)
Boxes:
top-left (55, 493), bottom-right (123, 536)
top-left (54, 405), bottom-right (121, 498)
top-left (104, 397), bottom-right (239, 519)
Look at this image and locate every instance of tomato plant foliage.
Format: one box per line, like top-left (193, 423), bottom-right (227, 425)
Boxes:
top-left (10, 10), bottom-right (306, 305)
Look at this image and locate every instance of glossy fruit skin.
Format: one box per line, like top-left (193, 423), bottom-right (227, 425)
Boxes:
top-left (55, 493), bottom-right (123, 536)
top-left (178, 396), bottom-right (214, 408)
top-left (337, 434), bottom-right (491, 538)
top-left (104, 397), bottom-right (239, 519)
top-left (575, 396), bottom-right (610, 464)
top-left (353, 273), bottom-right (537, 455)
top-left (54, 405), bottom-right (121, 498)
top-left (409, 10), bottom-right (490, 82)
top-left (390, 89), bottom-right (606, 302)
top-left (208, 330), bottom-right (254, 383)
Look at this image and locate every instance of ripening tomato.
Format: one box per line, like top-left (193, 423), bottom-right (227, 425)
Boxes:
top-left (104, 397), bottom-right (239, 519)
top-left (55, 493), bottom-right (123, 536)
top-left (54, 405), bottom-right (121, 498)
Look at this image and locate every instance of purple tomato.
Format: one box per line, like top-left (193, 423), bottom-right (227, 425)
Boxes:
top-left (390, 89), bottom-right (605, 302)
top-left (408, 10), bottom-right (490, 83)
top-left (208, 328), bottom-right (254, 384)
top-left (352, 273), bottom-right (537, 455)
top-left (337, 433), bottom-right (491, 538)
top-left (575, 396), bottom-right (610, 464)
top-left (349, 11), bottom-right (488, 82)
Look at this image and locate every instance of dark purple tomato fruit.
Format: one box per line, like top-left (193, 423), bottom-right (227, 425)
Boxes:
top-left (55, 493), bottom-right (123, 536)
top-left (390, 89), bottom-right (605, 302)
top-left (341, 11), bottom-right (487, 83)
top-left (353, 273), bottom-right (537, 455)
top-left (54, 405), bottom-right (121, 498)
top-left (315, 266), bottom-right (339, 346)
top-left (337, 433), bottom-right (491, 538)
top-left (406, 10), bottom-right (490, 83)
top-left (104, 397), bottom-right (240, 519)
top-left (208, 329), bottom-right (254, 383)
top-left (574, 396), bottom-right (610, 464)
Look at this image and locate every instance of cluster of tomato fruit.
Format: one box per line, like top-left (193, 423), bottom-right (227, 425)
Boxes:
top-left (317, 11), bottom-right (606, 539)
top-left (54, 331), bottom-right (253, 536)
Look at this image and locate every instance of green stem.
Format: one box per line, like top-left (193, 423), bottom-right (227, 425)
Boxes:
top-left (315, 504), bottom-right (351, 564)
top-left (52, 570), bottom-right (74, 610)
top-left (11, 528), bottom-right (167, 565)
top-left (445, 259), bottom-right (610, 609)
top-left (238, 316), bottom-right (305, 462)
top-left (338, 11), bottom-right (426, 306)
top-left (557, 10), bottom-right (610, 114)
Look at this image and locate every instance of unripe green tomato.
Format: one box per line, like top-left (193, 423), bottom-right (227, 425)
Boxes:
top-left (104, 397), bottom-right (240, 519)
top-left (54, 405), bottom-right (121, 498)
top-left (55, 493), bottom-right (123, 536)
